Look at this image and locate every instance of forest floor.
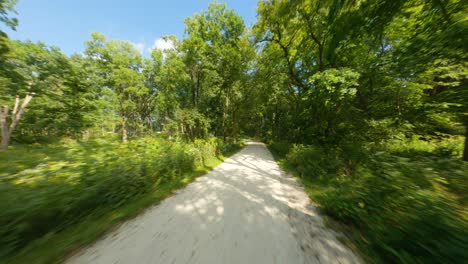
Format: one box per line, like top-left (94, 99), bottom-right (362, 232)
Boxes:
top-left (66, 141), bottom-right (361, 264)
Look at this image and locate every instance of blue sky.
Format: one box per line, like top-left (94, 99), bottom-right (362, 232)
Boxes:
top-left (4, 0), bottom-right (258, 56)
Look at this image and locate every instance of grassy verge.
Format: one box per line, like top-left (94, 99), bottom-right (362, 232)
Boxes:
top-left (268, 138), bottom-right (468, 263)
top-left (1, 138), bottom-right (242, 264)
top-left (270, 149), bottom-right (361, 253)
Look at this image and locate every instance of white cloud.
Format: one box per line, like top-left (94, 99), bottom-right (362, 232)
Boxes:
top-left (132, 42), bottom-right (145, 55)
top-left (149, 38), bottom-right (175, 52)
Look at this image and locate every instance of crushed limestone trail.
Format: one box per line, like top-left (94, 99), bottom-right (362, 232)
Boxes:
top-left (67, 141), bottom-right (361, 264)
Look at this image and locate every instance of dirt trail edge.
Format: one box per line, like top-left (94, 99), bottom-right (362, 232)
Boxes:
top-left (67, 141), bottom-right (362, 264)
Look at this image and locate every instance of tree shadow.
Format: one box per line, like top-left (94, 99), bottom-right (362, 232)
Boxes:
top-left (68, 142), bottom-right (362, 263)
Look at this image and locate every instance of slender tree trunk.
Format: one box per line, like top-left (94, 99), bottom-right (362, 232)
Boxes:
top-left (463, 118), bottom-right (468, 162)
top-left (196, 72), bottom-right (200, 107)
top-left (190, 72), bottom-right (196, 106)
top-left (0, 106), bottom-right (10, 150)
top-left (222, 94), bottom-right (229, 141)
top-left (122, 118), bottom-right (128, 143)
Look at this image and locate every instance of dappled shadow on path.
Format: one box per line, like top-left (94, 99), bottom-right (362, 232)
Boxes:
top-left (67, 142), bottom-right (361, 264)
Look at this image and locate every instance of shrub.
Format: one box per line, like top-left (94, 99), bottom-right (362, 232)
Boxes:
top-left (216, 138), bottom-right (243, 156)
top-left (318, 170), bottom-right (468, 263)
top-left (0, 136), bottom-right (233, 257)
top-left (286, 144), bottom-right (327, 178)
top-left (274, 138), bottom-right (468, 263)
top-left (268, 141), bottom-right (291, 158)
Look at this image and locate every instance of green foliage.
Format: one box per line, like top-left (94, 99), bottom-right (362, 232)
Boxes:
top-left (0, 0), bottom-right (17, 32)
top-left (268, 141), bottom-right (291, 158)
top-left (318, 155), bottom-right (468, 263)
top-left (260, 2), bottom-right (468, 259)
top-left (164, 108), bottom-right (210, 140)
top-left (0, 40), bottom-right (100, 143)
top-left (0, 137), bottom-right (242, 258)
top-left (286, 144), bottom-right (328, 178)
top-left (83, 33), bottom-right (155, 141)
top-left (273, 137), bottom-right (468, 263)
top-left (216, 138), bottom-right (243, 155)
top-left (182, 2), bottom-right (254, 139)
top-left (1, 0), bottom-right (467, 262)
top-left (253, 0), bottom-right (467, 147)
top-left (0, 0), bottom-right (17, 59)
top-left (302, 68), bottom-right (360, 143)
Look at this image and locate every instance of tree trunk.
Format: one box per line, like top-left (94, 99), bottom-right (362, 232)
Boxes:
top-left (122, 118), bottom-right (128, 143)
top-left (1, 134), bottom-right (10, 150)
top-left (0, 106), bottom-right (9, 150)
top-left (0, 94), bottom-right (33, 150)
top-left (222, 95), bottom-right (229, 141)
top-left (463, 117), bottom-right (468, 162)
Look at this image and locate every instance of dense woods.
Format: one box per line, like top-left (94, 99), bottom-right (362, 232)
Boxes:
top-left (0, 0), bottom-right (467, 263)
top-left (256, 1), bottom-right (467, 262)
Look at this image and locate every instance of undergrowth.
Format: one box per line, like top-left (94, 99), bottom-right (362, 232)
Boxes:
top-left (269, 136), bottom-right (468, 263)
top-left (0, 136), bottom-right (242, 263)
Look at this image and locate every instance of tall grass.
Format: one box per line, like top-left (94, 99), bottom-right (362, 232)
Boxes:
top-left (0, 136), bottom-right (241, 259)
top-left (269, 136), bottom-right (468, 263)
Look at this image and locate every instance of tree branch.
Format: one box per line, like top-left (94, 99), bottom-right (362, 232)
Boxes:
top-left (10, 94), bottom-right (33, 133)
top-left (12, 96), bottom-right (20, 115)
top-left (272, 22), bottom-right (308, 92)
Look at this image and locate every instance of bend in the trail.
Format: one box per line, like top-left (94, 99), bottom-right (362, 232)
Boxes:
top-left (67, 141), bottom-right (362, 264)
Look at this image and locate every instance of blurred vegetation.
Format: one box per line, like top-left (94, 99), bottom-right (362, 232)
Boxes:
top-left (0, 136), bottom-right (242, 262)
top-left (1, 0), bottom-right (467, 263)
top-left (258, 0), bottom-right (467, 261)
top-left (1, 3), bottom-right (247, 261)
top-left (269, 135), bottom-right (468, 263)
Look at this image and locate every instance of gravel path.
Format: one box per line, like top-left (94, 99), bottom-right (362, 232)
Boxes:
top-left (66, 141), bottom-right (362, 264)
